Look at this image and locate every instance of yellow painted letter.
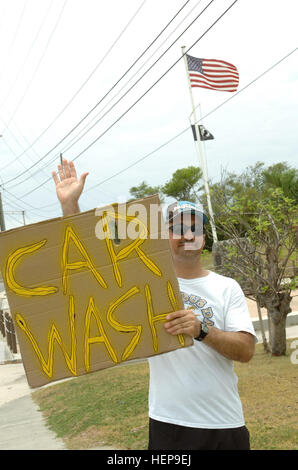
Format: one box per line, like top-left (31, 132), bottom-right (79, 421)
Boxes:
top-left (84, 296), bottom-right (118, 372)
top-left (15, 295), bottom-right (77, 378)
top-left (106, 286), bottom-right (142, 361)
top-left (5, 240), bottom-right (58, 297)
top-left (62, 225), bottom-right (107, 294)
top-left (102, 211), bottom-right (162, 287)
top-left (145, 281), bottom-right (185, 352)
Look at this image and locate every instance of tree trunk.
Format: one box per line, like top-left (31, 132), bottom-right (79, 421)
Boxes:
top-left (268, 312), bottom-right (287, 355)
top-left (262, 291), bottom-right (292, 356)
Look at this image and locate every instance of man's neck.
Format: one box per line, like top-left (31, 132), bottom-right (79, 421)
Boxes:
top-left (173, 257), bottom-right (209, 279)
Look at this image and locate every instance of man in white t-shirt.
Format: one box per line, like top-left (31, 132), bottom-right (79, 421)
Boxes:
top-left (147, 200), bottom-right (257, 450)
top-left (52, 160), bottom-right (257, 450)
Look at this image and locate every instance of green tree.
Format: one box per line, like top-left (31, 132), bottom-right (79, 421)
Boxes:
top-left (129, 181), bottom-right (164, 203)
top-left (214, 188), bottom-right (297, 356)
top-left (161, 166), bottom-right (203, 202)
top-left (200, 161), bottom-right (297, 241)
top-left (262, 162), bottom-right (298, 203)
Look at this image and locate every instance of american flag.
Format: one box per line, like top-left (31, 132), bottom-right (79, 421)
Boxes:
top-left (186, 54), bottom-right (239, 92)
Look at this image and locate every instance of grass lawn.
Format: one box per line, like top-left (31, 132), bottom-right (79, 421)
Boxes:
top-left (32, 338), bottom-right (298, 450)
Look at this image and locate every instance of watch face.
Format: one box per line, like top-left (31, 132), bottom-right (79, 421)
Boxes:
top-left (202, 323), bottom-right (209, 334)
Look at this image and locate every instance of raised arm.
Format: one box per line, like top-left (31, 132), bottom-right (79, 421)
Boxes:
top-left (52, 159), bottom-right (88, 216)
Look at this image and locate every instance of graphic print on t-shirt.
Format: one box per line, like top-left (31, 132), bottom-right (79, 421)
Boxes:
top-left (181, 291), bottom-right (214, 326)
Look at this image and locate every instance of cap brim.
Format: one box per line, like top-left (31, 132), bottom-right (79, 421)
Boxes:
top-left (169, 209), bottom-right (208, 224)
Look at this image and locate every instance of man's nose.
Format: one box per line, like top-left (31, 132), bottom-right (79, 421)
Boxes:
top-left (183, 228), bottom-right (195, 240)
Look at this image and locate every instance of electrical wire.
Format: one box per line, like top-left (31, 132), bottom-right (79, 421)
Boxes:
top-left (1, 0), bottom-right (195, 187)
top-left (14, 0), bottom-right (206, 187)
top-left (1, 0), bottom-right (68, 133)
top-left (5, 5), bottom-right (295, 215)
top-left (4, 212), bottom-right (24, 226)
top-left (0, 0), bottom-right (53, 119)
top-left (0, 0), bottom-right (54, 174)
top-left (35, 45), bottom-right (298, 211)
top-left (0, 0), bottom-right (147, 173)
top-left (19, 0), bottom-right (237, 200)
top-left (83, 47), bottom-right (298, 194)
top-left (9, 0), bottom-right (203, 186)
top-left (0, 0), bottom-right (28, 85)
top-left (0, 128), bottom-right (55, 188)
top-left (1, 185), bottom-right (49, 215)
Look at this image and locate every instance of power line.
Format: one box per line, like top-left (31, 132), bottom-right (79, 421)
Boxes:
top-left (196, 47), bottom-right (298, 119)
top-left (0, 128), bottom-right (54, 188)
top-left (6, 7), bottom-right (295, 213)
top-left (2, 160), bottom-right (118, 214)
top-left (0, 1), bottom-right (54, 176)
top-left (1, 185), bottom-right (48, 215)
top-left (0, 0), bottom-right (28, 86)
top-left (6, 41), bottom-right (294, 214)
top-left (82, 46), bottom-right (298, 195)
top-left (1, 0), bottom-right (68, 134)
top-left (4, 212), bottom-right (24, 226)
top-left (6, 43), bottom-right (295, 214)
top-left (38, 45), bottom-right (297, 208)
top-left (0, 0), bottom-right (146, 174)
top-left (19, 0), bottom-right (237, 200)
top-left (20, 0), bottom-right (207, 185)
top-left (1, 0), bottom-right (194, 187)
top-left (0, 0), bottom-right (53, 119)
top-left (9, 0), bottom-right (203, 187)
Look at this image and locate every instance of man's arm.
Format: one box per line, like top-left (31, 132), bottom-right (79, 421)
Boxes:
top-left (164, 310), bottom-right (255, 363)
top-left (52, 159), bottom-right (88, 216)
top-left (201, 326), bottom-right (255, 363)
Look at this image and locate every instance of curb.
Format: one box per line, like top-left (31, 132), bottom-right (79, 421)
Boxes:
top-left (252, 311), bottom-right (298, 332)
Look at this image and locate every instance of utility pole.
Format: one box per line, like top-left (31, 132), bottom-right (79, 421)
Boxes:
top-left (22, 210), bottom-right (26, 225)
top-left (0, 191), bottom-right (6, 231)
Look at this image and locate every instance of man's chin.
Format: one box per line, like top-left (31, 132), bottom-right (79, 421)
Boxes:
top-left (178, 243), bottom-right (202, 253)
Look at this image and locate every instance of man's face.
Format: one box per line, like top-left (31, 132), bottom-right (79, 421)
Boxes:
top-left (168, 213), bottom-right (205, 257)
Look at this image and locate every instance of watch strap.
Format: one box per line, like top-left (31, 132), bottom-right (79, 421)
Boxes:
top-left (194, 322), bottom-right (209, 342)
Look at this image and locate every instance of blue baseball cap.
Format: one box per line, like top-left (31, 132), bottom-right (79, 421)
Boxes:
top-left (166, 201), bottom-right (208, 225)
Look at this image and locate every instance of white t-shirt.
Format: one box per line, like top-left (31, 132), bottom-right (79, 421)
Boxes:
top-left (148, 271), bottom-right (257, 429)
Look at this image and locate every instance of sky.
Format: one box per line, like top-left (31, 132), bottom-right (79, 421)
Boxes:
top-left (0, 0), bottom-right (297, 229)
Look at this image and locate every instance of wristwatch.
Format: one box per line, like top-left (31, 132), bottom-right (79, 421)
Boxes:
top-left (194, 321), bottom-right (209, 342)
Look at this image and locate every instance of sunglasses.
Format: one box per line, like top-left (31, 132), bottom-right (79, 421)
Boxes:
top-left (169, 223), bottom-right (203, 236)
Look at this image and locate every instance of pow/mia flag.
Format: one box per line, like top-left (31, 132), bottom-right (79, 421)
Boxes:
top-left (191, 124), bottom-right (214, 141)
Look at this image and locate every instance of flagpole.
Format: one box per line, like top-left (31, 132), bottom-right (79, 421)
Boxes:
top-left (181, 46), bottom-right (218, 243)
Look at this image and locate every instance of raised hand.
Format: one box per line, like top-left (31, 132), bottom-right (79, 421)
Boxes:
top-left (52, 159), bottom-right (88, 216)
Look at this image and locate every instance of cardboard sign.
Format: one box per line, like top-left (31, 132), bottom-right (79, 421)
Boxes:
top-left (0, 195), bottom-right (192, 388)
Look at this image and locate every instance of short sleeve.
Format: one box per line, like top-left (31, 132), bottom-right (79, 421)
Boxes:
top-left (224, 280), bottom-right (258, 342)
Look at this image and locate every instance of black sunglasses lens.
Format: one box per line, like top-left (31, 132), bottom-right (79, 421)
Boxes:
top-left (170, 224), bottom-right (202, 235)
top-left (170, 225), bottom-right (184, 235)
